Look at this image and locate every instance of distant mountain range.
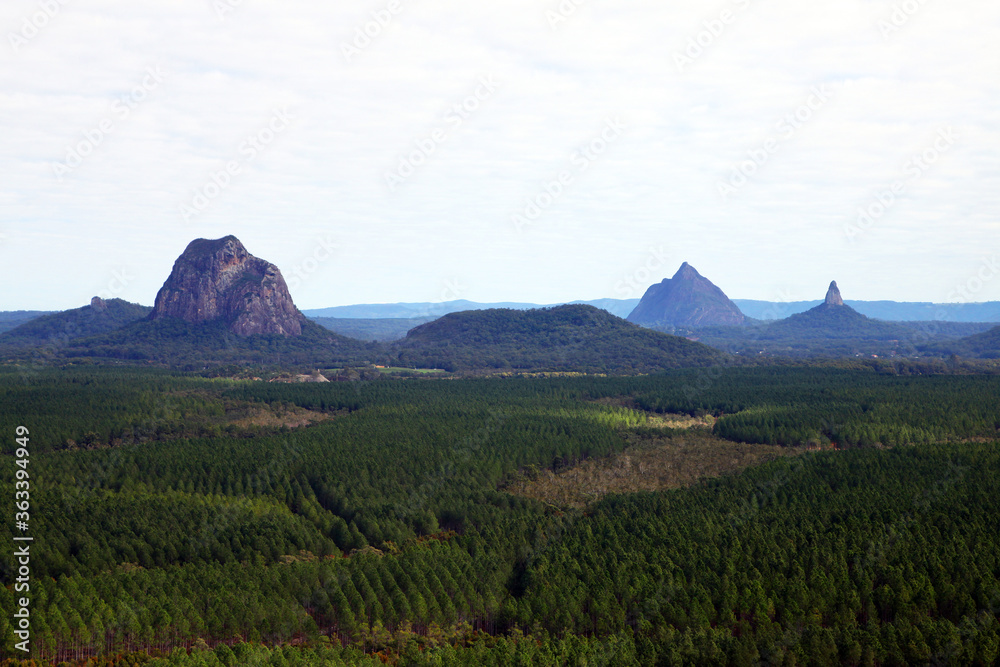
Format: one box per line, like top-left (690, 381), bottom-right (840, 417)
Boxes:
top-left (310, 316), bottom-right (437, 342)
top-left (303, 298), bottom-right (640, 320)
top-left (2, 238), bottom-right (999, 367)
top-left (303, 297), bottom-right (1000, 325)
top-left (677, 282), bottom-right (1000, 359)
top-left (733, 299), bottom-right (1000, 323)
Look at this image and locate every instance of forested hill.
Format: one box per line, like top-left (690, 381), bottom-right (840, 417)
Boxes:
top-left (395, 304), bottom-right (726, 373)
top-left (0, 298), bottom-right (150, 345)
top-left (683, 302), bottom-right (920, 357)
top-left (0, 310), bottom-right (55, 334)
top-left (935, 325), bottom-right (1000, 359)
top-left (0, 304), bottom-right (723, 372)
top-left (757, 302), bottom-right (913, 341)
top-left (45, 317), bottom-right (382, 369)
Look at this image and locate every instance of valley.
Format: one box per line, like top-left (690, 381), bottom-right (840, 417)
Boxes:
top-left (2, 238), bottom-right (999, 665)
top-left (1, 366), bottom-right (999, 664)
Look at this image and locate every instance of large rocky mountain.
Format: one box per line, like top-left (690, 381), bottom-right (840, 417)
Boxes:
top-left (627, 263), bottom-right (746, 328)
top-left (150, 236), bottom-right (305, 336)
top-left (824, 281), bottom-right (844, 306)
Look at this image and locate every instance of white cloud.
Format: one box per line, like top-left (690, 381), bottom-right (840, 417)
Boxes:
top-left (0, 0), bottom-right (997, 310)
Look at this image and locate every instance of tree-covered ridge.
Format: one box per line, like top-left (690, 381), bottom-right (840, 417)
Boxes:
top-left (48, 318), bottom-right (379, 368)
top-left (0, 311), bottom-right (54, 335)
top-left (937, 325), bottom-right (1000, 359)
top-left (758, 301), bottom-right (913, 341)
top-left (396, 304), bottom-right (726, 372)
top-left (0, 299), bottom-right (150, 346)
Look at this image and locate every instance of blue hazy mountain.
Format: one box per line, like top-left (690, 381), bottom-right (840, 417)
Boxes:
top-left (734, 299), bottom-right (1000, 323)
top-left (302, 298), bottom-right (641, 320)
top-left (626, 263), bottom-right (746, 328)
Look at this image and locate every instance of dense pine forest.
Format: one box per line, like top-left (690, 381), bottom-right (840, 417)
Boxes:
top-left (2, 365), bottom-right (999, 665)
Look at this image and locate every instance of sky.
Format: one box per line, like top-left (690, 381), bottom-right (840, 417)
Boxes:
top-left (1, 0), bottom-right (998, 311)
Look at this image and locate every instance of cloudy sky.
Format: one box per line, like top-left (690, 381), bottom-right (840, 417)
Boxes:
top-left (1, 0), bottom-right (998, 311)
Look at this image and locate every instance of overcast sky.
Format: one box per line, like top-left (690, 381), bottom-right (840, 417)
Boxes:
top-left (1, 0), bottom-right (998, 311)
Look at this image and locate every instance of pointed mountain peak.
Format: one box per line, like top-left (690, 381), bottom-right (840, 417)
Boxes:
top-left (627, 263), bottom-right (745, 328)
top-left (825, 281), bottom-right (844, 306)
top-left (673, 262), bottom-right (701, 280)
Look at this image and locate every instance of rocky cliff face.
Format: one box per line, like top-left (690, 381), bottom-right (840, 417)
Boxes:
top-left (626, 262), bottom-right (746, 328)
top-left (150, 236), bottom-right (305, 336)
top-left (824, 281), bottom-right (844, 306)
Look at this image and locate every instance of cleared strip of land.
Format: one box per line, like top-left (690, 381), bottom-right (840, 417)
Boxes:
top-left (506, 426), bottom-right (800, 508)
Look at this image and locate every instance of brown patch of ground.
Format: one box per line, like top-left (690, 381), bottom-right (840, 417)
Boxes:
top-left (61, 393), bottom-right (343, 451)
top-left (506, 428), bottom-right (802, 509)
top-left (226, 403), bottom-right (343, 429)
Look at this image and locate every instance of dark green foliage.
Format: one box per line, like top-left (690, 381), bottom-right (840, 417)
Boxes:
top-left (514, 444), bottom-right (1000, 665)
top-left (396, 304), bottom-right (726, 372)
top-left (0, 300), bottom-right (150, 346)
top-left (0, 310), bottom-right (53, 334)
top-left (1, 365), bottom-right (999, 664)
top-left (0, 367), bottom-right (285, 454)
top-left (55, 318), bottom-right (380, 369)
top-left (760, 302), bottom-right (913, 341)
top-left (583, 366), bottom-right (1000, 447)
top-left (933, 325), bottom-right (1000, 359)
top-left (663, 305), bottom-right (990, 359)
